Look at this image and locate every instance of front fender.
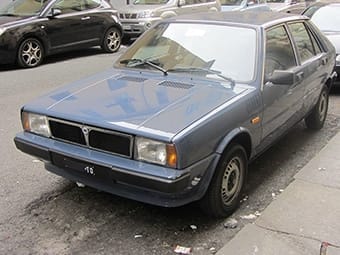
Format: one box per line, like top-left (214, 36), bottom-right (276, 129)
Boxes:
top-left (215, 127), bottom-right (252, 155)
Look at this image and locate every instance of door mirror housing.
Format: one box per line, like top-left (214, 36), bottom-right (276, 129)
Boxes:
top-left (178, 0), bottom-right (186, 6)
top-left (265, 70), bottom-right (295, 85)
top-left (48, 8), bottom-right (62, 18)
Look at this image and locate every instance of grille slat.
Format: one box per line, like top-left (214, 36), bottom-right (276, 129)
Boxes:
top-left (119, 13), bottom-right (137, 19)
top-left (49, 119), bottom-right (132, 158)
top-left (117, 76), bottom-right (147, 83)
top-left (158, 81), bottom-right (194, 89)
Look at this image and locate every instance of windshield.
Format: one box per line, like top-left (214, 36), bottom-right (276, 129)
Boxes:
top-left (0, 0), bottom-right (49, 16)
top-left (117, 22), bottom-right (257, 82)
top-left (310, 5), bottom-right (340, 32)
top-left (133, 0), bottom-right (169, 5)
top-left (220, 0), bottom-right (244, 6)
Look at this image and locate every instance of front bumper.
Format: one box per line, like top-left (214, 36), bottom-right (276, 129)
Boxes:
top-left (0, 46), bottom-right (16, 65)
top-left (121, 18), bottom-right (161, 37)
top-left (14, 132), bottom-right (218, 207)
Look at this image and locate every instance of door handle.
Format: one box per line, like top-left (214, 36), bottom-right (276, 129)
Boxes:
top-left (81, 16), bottom-right (90, 20)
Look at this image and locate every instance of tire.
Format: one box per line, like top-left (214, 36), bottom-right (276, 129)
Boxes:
top-left (305, 86), bottom-right (329, 130)
top-left (101, 27), bottom-right (121, 53)
top-left (17, 38), bottom-right (44, 68)
top-left (200, 144), bottom-right (247, 218)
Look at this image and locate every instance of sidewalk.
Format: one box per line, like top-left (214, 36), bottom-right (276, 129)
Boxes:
top-left (217, 132), bottom-right (340, 255)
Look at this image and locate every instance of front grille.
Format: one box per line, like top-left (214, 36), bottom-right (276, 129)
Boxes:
top-left (49, 120), bottom-right (86, 145)
top-left (49, 119), bottom-right (132, 158)
top-left (119, 13), bottom-right (137, 19)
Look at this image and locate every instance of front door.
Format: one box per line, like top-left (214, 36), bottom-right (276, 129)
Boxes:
top-left (43, 0), bottom-right (100, 52)
top-left (261, 24), bottom-right (304, 146)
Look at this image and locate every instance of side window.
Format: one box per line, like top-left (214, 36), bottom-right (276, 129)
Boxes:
top-left (288, 22), bottom-right (316, 63)
top-left (54, 0), bottom-right (85, 14)
top-left (84, 0), bottom-right (101, 9)
top-left (265, 25), bottom-right (297, 77)
top-left (183, 0), bottom-right (196, 5)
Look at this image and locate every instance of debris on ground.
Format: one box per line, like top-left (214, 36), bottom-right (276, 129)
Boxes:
top-left (254, 211), bottom-right (261, 217)
top-left (174, 245), bottom-right (192, 254)
top-left (279, 189), bottom-right (284, 193)
top-left (320, 242), bottom-right (328, 255)
top-left (32, 159), bottom-right (40, 163)
top-left (134, 234), bottom-right (143, 238)
top-left (240, 214), bottom-right (257, 220)
top-left (241, 195), bottom-right (249, 202)
top-left (224, 218), bottom-right (238, 229)
top-left (271, 192), bottom-right (276, 198)
top-left (190, 225), bottom-right (197, 230)
top-left (318, 167), bottom-right (326, 171)
top-left (209, 247), bottom-right (217, 254)
top-left (76, 182), bottom-right (85, 188)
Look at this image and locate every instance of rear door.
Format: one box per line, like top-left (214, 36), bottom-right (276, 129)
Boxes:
top-left (287, 21), bottom-right (329, 115)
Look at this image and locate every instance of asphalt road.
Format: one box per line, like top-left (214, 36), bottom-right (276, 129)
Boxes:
top-left (0, 48), bottom-right (340, 255)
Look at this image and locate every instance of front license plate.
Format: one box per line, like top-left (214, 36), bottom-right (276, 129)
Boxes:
top-left (123, 25), bottom-right (131, 30)
top-left (52, 153), bottom-right (102, 177)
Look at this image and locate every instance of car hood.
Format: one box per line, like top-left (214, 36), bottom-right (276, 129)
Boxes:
top-left (267, 2), bottom-right (286, 10)
top-left (0, 15), bottom-right (36, 28)
top-left (221, 5), bottom-right (243, 11)
top-left (24, 69), bottom-right (251, 140)
top-left (324, 32), bottom-right (340, 54)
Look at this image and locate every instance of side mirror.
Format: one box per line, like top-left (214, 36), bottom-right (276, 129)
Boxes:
top-left (265, 70), bottom-right (295, 85)
top-left (48, 8), bottom-right (62, 18)
top-left (178, 0), bottom-right (186, 6)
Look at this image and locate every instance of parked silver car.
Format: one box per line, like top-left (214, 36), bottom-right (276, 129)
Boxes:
top-left (116, 0), bottom-right (220, 39)
top-left (221, 0), bottom-right (270, 11)
top-left (267, 0), bottom-right (307, 13)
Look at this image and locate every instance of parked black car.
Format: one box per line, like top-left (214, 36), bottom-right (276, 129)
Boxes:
top-left (302, 2), bottom-right (340, 82)
top-left (0, 0), bottom-right (123, 68)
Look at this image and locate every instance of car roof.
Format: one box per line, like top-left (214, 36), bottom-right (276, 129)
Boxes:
top-left (166, 11), bottom-right (307, 29)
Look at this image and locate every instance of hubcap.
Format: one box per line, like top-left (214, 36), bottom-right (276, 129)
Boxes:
top-left (318, 91), bottom-right (327, 122)
top-left (21, 40), bottom-right (42, 67)
top-left (221, 156), bottom-right (241, 205)
top-left (106, 30), bottom-right (120, 51)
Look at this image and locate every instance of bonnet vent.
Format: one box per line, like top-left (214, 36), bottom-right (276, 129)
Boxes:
top-left (117, 76), bottom-right (147, 83)
top-left (158, 81), bottom-right (194, 89)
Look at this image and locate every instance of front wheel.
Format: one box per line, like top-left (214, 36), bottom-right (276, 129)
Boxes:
top-left (17, 38), bottom-right (44, 68)
top-left (101, 27), bottom-right (121, 53)
top-left (200, 144), bottom-right (247, 218)
top-left (305, 87), bottom-right (329, 130)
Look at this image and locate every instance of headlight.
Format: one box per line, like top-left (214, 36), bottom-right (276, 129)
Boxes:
top-left (137, 10), bottom-right (154, 18)
top-left (336, 54), bottom-right (340, 64)
top-left (135, 137), bottom-right (177, 168)
top-left (22, 111), bottom-right (51, 137)
top-left (0, 27), bottom-right (6, 36)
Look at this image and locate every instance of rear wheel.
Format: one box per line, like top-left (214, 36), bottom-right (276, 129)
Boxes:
top-left (17, 38), bottom-right (44, 68)
top-left (305, 86), bottom-right (329, 130)
top-left (200, 144), bottom-right (247, 218)
top-left (102, 27), bottom-right (121, 53)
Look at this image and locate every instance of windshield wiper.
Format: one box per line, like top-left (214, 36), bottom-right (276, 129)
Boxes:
top-left (120, 58), bottom-right (168, 76)
top-left (167, 67), bottom-right (235, 87)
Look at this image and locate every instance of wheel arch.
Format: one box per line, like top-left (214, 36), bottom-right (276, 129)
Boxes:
top-left (215, 127), bottom-right (252, 160)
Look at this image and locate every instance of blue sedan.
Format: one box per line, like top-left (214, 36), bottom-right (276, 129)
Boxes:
top-left (14, 11), bottom-right (337, 217)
